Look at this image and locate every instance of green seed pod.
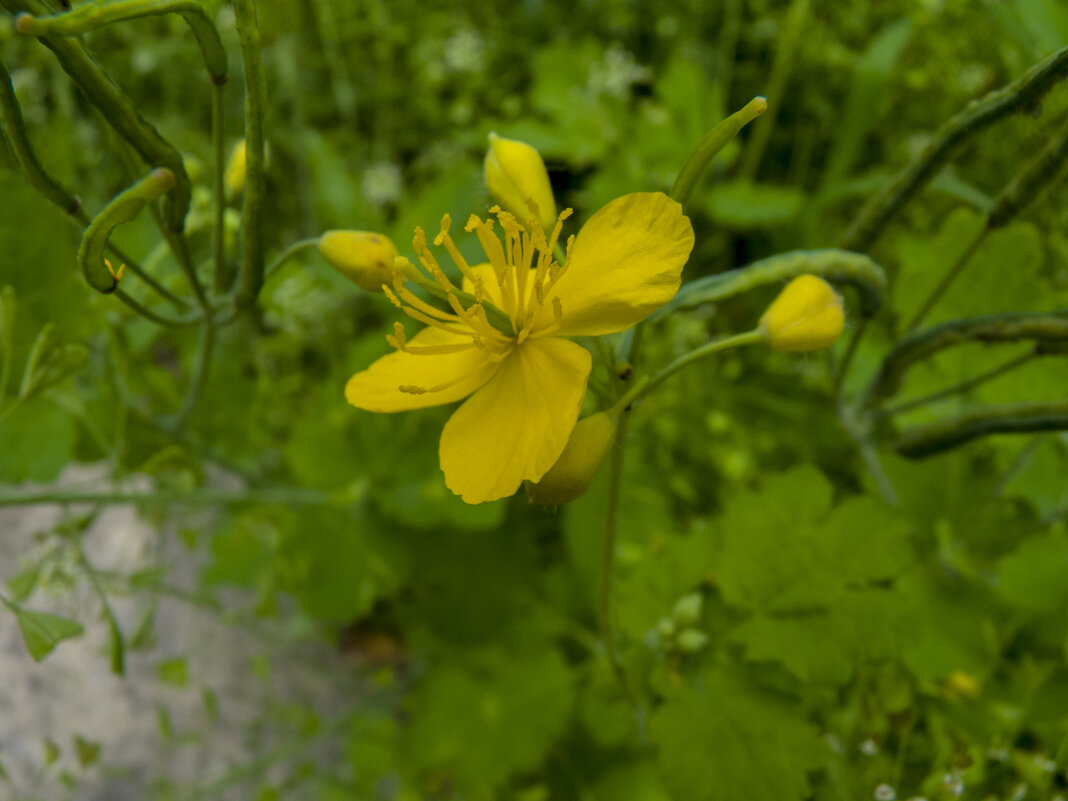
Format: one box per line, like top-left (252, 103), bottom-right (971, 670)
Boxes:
top-left (77, 168), bottom-right (176, 293)
top-left (526, 411), bottom-right (618, 505)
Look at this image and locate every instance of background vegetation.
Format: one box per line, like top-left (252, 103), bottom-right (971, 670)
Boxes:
top-left (2, 0), bottom-right (1068, 799)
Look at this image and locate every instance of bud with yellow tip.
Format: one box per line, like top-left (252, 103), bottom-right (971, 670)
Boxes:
top-left (526, 412), bottom-right (618, 505)
top-left (484, 132), bottom-right (557, 232)
top-left (318, 230), bottom-right (401, 292)
top-left (759, 274), bottom-right (845, 351)
top-left (224, 139), bottom-right (247, 198)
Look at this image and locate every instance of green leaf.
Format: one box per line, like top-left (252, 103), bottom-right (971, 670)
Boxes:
top-left (404, 647), bottom-right (574, 792)
top-left (705, 181), bottom-right (805, 228)
top-left (715, 469), bottom-right (915, 683)
top-left (73, 735), bottom-right (101, 769)
top-left (0, 398), bottom-right (77, 483)
top-left (155, 656), bottom-right (189, 687)
top-left (651, 669), bottom-right (825, 801)
top-left (997, 531), bottom-right (1068, 612)
top-left (15, 607), bottom-right (84, 662)
top-left (894, 208), bottom-right (1049, 326)
top-left (7, 566), bottom-right (39, 603)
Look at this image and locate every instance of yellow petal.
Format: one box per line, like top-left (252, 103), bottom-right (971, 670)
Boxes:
top-left (345, 327), bottom-right (501, 412)
top-left (439, 337), bottom-right (592, 504)
top-left (549, 192), bottom-right (694, 336)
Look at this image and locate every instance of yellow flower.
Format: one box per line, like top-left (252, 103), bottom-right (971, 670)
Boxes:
top-left (759, 274), bottom-right (844, 351)
top-left (484, 132), bottom-right (557, 232)
top-left (318, 230), bottom-right (402, 292)
top-left (345, 192), bottom-right (694, 504)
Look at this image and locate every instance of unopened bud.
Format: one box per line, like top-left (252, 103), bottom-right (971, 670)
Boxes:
top-left (526, 412), bottom-right (617, 505)
top-left (224, 139), bottom-right (247, 198)
top-left (759, 274), bottom-right (844, 351)
top-left (675, 629), bottom-right (709, 653)
top-left (672, 593), bottom-right (703, 626)
top-left (484, 132), bottom-right (557, 232)
top-left (318, 230), bottom-right (401, 292)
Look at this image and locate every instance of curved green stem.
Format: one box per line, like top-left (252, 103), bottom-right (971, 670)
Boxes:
top-left (2, 0), bottom-right (192, 232)
top-left (897, 399), bottom-right (1068, 458)
top-left (653, 249), bottom-right (887, 323)
top-left (616, 329), bottom-right (768, 412)
top-left (842, 42), bottom-right (1068, 252)
top-left (15, 0), bottom-right (228, 84)
top-left (265, 238), bottom-right (319, 281)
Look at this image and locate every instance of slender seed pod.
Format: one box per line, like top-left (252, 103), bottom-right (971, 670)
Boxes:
top-left (77, 168), bottom-right (176, 294)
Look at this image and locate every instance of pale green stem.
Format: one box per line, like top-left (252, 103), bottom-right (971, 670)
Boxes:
top-left (881, 350), bottom-right (1036, 417)
top-left (600, 414), bottom-right (639, 711)
top-left (614, 329), bottom-right (769, 412)
top-left (265, 238), bottom-right (319, 281)
top-left (906, 228), bottom-right (989, 334)
top-left (174, 320), bottom-right (215, 424)
top-left (0, 487), bottom-right (332, 508)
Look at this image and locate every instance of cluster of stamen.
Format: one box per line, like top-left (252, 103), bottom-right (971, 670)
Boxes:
top-left (385, 203), bottom-right (575, 395)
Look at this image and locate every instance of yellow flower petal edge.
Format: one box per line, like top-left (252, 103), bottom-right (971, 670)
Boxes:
top-left (439, 337), bottom-right (592, 504)
top-left (549, 192), bottom-right (695, 336)
top-left (344, 192), bottom-right (693, 503)
top-left (345, 326), bottom-right (501, 412)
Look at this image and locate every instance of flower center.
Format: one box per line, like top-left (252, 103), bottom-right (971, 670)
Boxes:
top-left (382, 205), bottom-right (574, 394)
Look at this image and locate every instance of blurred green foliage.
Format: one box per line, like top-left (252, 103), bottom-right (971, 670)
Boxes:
top-left (2, 0), bottom-right (1068, 800)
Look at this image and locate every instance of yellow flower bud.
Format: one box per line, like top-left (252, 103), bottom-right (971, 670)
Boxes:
top-left (759, 274), bottom-right (845, 351)
top-left (318, 230), bottom-right (401, 292)
top-left (526, 412), bottom-right (617, 505)
top-left (484, 132), bottom-right (557, 232)
top-left (224, 139), bottom-right (247, 198)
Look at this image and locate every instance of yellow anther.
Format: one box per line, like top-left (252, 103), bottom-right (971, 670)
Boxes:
top-left (105, 259), bottom-right (126, 281)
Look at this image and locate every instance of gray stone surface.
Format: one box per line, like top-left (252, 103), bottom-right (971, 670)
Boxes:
top-left (0, 467), bottom-right (357, 801)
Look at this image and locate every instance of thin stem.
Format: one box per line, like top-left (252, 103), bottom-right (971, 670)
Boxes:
top-left (737, 0), bottom-right (809, 180)
top-left (264, 238), bottom-right (319, 281)
top-left (175, 320), bottom-right (215, 423)
top-left (881, 350), bottom-right (1036, 417)
top-left (0, 486), bottom-right (332, 509)
top-left (211, 81), bottom-right (231, 294)
top-left (68, 521), bottom-right (125, 675)
top-left (163, 227), bottom-right (211, 311)
top-left (905, 228), bottom-right (989, 334)
top-left (621, 329), bottom-right (768, 410)
top-left (842, 43), bottom-right (1068, 252)
top-left (600, 414), bottom-right (638, 709)
top-left (112, 288), bottom-right (201, 327)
